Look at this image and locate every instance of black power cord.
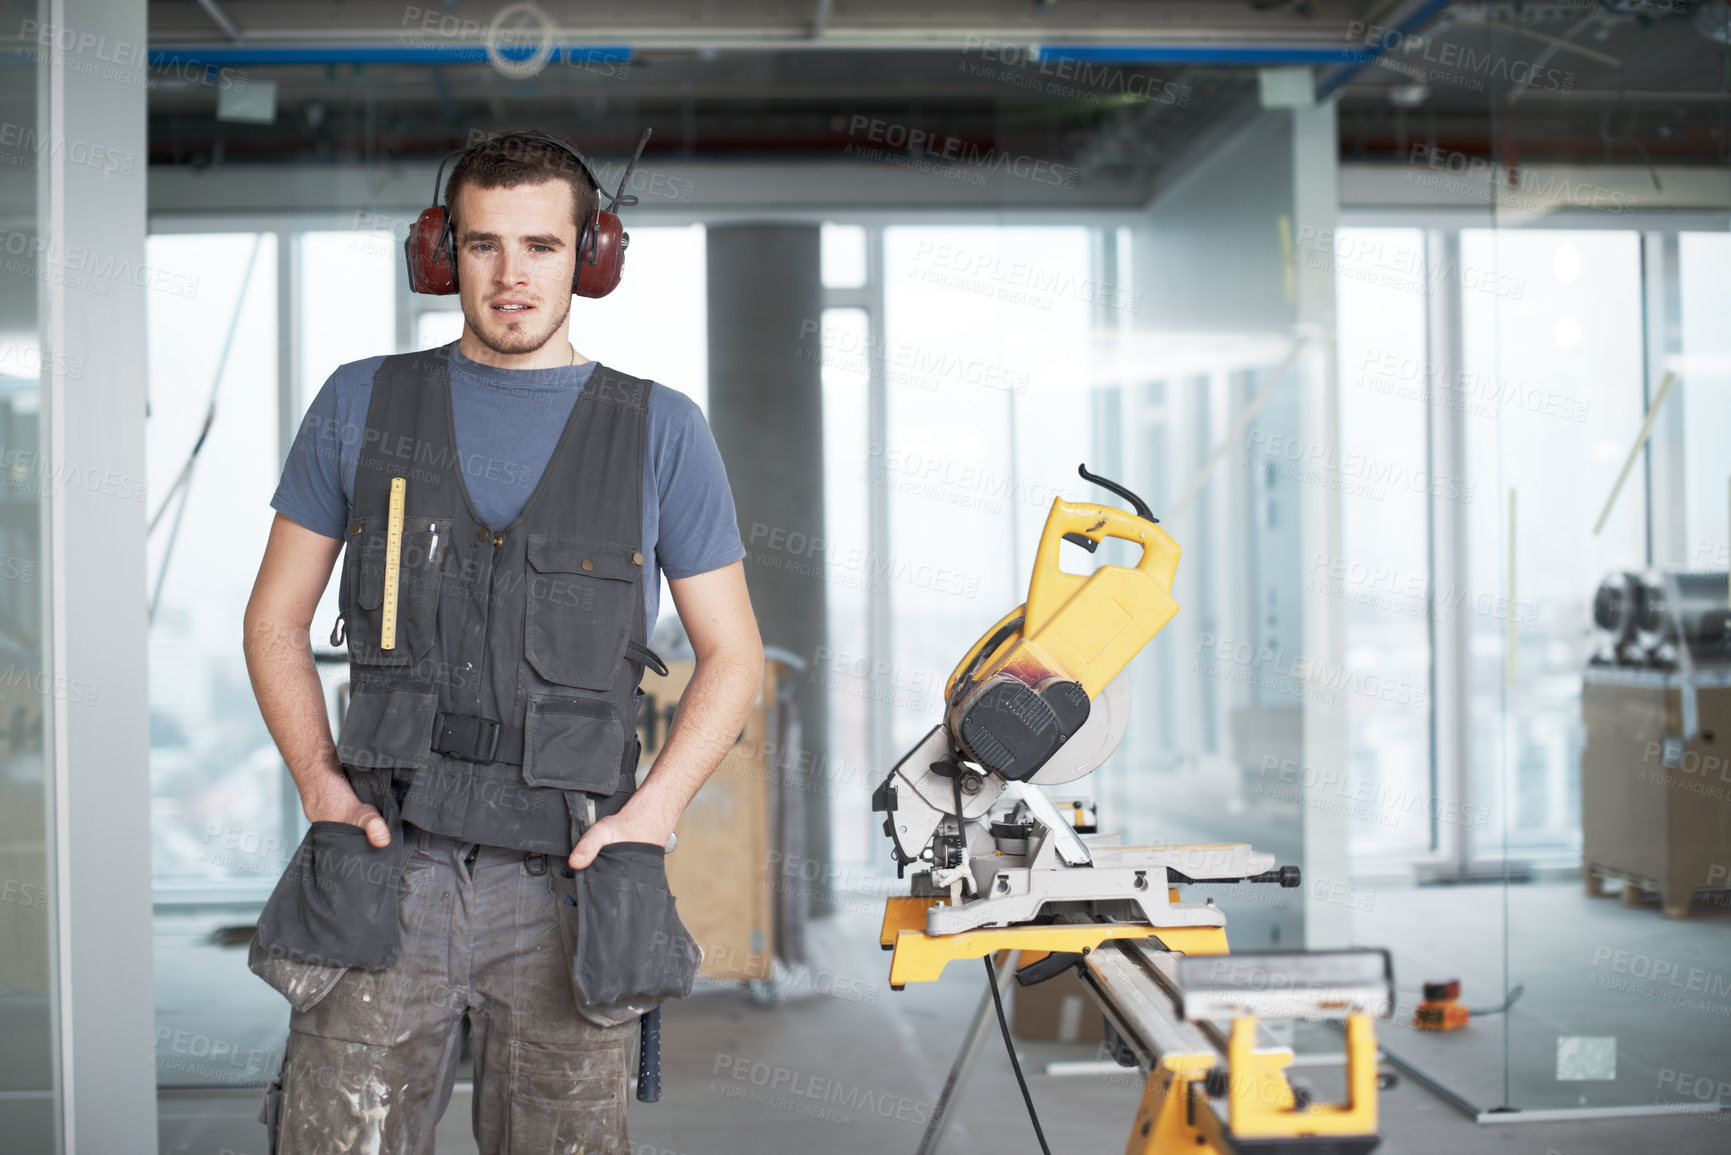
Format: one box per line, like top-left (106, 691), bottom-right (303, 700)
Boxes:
top-left (945, 677), bottom-right (1049, 1154)
top-left (983, 956), bottom-right (1054, 1155)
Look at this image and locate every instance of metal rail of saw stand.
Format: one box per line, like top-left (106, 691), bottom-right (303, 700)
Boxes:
top-left (1079, 936), bottom-right (1391, 1154)
top-left (910, 925), bottom-right (1392, 1155)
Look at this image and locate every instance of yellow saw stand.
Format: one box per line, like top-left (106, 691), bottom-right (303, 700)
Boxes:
top-left (880, 901), bottom-right (1391, 1155)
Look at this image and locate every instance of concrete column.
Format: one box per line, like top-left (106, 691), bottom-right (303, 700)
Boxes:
top-left (706, 224), bottom-right (829, 917)
top-left (45, 0), bottom-right (158, 1149)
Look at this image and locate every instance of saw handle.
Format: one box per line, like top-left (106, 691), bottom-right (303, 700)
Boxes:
top-left (1025, 499), bottom-right (1180, 634)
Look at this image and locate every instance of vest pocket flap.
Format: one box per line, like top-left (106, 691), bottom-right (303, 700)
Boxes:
top-left (526, 536), bottom-right (641, 582)
top-left (523, 538), bottom-right (639, 692)
top-left (337, 687), bottom-right (437, 768)
top-left (522, 694), bottom-right (626, 793)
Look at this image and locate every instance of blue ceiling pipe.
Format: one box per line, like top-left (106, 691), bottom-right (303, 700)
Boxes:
top-left (1313, 0), bottom-right (1457, 100)
top-left (1032, 45), bottom-right (1378, 66)
top-left (146, 44), bottom-right (631, 67)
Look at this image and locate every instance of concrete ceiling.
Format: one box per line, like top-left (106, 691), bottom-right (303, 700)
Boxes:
top-left (138, 0), bottom-right (1729, 206)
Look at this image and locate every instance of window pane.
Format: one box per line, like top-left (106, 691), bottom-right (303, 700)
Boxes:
top-left (881, 225), bottom-right (1092, 762)
top-left (299, 231), bottom-right (396, 409)
top-left (416, 309), bottom-right (464, 351)
top-left (147, 233), bottom-right (283, 893)
top-left (1334, 228), bottom-right (1434, 858)
top-left (569, 225), bottom-right (708, 411)
top-left (822, 223), bottom-right (868, 289)
top-left (1679, 232), bottom-right (1731, 568)
top-left (820, 307), bottom-right (872, 863)
top-left (1459, 228), bottom-right (1645, 860)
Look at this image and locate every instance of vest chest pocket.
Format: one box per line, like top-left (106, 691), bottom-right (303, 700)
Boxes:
top-left (523, 536), bottom-right (641, 692)
top-left (344, 515), bottom-right (452, 668)
top-left (522, 694), bottom-right (627, 793)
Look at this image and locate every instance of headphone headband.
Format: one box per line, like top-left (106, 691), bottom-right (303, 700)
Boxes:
top-left (438, 128), bottom-right (650, 223)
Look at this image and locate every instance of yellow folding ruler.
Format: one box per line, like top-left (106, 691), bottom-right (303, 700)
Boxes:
top-left (380, 477), bottom-right (406, 650)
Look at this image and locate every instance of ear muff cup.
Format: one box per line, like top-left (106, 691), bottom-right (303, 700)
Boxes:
top-left (574, 210), bottom-right (628, 298)
top-left (405, 206), bottom-right (457, 295)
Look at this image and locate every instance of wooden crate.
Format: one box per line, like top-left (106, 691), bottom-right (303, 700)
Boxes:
top-left (1581, 672), bottom-right (1731, 918)
top-left (636, 660), bottom-right (781, 982)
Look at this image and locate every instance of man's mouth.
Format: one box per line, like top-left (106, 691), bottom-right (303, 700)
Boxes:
top-left (492, 302), bottom-right (534, 316)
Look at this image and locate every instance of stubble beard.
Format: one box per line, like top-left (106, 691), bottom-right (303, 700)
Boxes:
top-left (466, 293), bottom-right (574, 358)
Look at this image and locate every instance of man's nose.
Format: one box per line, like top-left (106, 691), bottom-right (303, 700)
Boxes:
top-left (494, 249), bottom-right (530, 285)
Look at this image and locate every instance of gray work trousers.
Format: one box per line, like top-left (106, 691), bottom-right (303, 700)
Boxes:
top-left (260, 826), bottom-right (636, 1154)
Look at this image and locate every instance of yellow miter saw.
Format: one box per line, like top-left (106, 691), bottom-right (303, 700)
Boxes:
top-left (872, 464), bottom-right (1293, 952)
top-left (872, 465), bottom-right (1391, 1155)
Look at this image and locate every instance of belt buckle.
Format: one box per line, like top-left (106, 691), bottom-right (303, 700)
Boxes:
top-left (474, 717), bottom-right (501, 763)
top-left (431, 712), bottom-right (453, 753)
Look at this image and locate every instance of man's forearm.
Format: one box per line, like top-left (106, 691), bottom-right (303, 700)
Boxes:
top-left (624, 647), bottom-right (764, 834)
top-left (243, 613), bottom-right (351, 814)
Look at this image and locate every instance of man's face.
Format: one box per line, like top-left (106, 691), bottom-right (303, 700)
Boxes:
top-left (452, 179), bottom-right (581, 357)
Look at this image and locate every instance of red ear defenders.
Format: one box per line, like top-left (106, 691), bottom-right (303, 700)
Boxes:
top-left (404, 127), bottom-right (653, 298)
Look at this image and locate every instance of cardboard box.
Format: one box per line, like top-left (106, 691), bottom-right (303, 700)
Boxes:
top-left (638, 660), bottom-right (781, 982)
top-left (1012, 960), bottom-right (1105, 1043)
top-left (1581, 673), bottom-right (1731, 916)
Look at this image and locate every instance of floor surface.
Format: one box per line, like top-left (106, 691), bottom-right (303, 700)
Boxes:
top-left (155, 886), bottom-right (1731, 1155)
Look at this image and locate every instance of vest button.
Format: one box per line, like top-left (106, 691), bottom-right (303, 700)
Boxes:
top-left (581, 558), bottom-right (594, 571)
top-left (493, 535), bottom-right (505, 548)
top-left (631, 551), bottom-right (644, 566)
top-left (476, 528), bottom-right (489, 542)
top-left (349, 521), bottom-right (362, 536)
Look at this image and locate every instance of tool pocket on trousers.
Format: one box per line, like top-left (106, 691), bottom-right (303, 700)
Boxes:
top-left (343, 514), bottom-right (451, 667)
top-left (507, 1037), bottom-right (629, 1152)
top-left (522, 692), bottom-right (627, 794)
top-left (554, 842), bottom-right (702, 1008)
top-left (336, 684), bottom-right (437, 769)
top-left (247, 933), bottom-right (349, 1015)
top-left (523, 535), bottom-right (641, 692)
top-left (253, 809), bottom-right (412, 972)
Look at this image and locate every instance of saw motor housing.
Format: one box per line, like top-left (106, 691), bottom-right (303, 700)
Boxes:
top-left (944, 495), bottom-right (1180, 786)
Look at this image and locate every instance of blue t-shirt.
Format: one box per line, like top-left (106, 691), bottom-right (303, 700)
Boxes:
top-left (270, 344), bottom-right (746, 627)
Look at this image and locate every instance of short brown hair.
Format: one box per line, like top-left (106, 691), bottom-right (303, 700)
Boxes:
top-left (445, 131), bottom-right (601, 239)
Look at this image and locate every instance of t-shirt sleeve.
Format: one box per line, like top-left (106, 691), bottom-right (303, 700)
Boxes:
top-left (270, 360), bottom-right (377, 539)
top-left (652, 386), bottom-right (747, 579)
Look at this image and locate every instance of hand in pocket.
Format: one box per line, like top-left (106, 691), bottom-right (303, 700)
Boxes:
top-left (301, 779), bottom-right (392, 848)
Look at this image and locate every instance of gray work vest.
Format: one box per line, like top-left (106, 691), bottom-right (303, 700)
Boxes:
top-left (331, 344), bottom-right (661, 854)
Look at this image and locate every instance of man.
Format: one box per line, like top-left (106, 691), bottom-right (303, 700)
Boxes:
top-left (242, 130), bottom-right (763, 1152)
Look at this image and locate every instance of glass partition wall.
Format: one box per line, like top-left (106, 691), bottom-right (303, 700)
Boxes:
top-left (138, 9), bottom-right (1729, 1135)
top-left (0, 18), bottom-right (58, 1147)
top-left (1318, 5), bottom-right (1731, 1121)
